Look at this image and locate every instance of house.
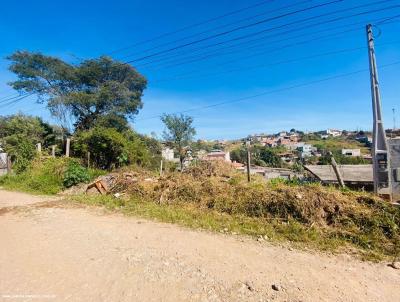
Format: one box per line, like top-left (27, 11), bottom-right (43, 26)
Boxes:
top-left (297, 144), bottom-right (314, 158)
top-left (341, 149), bottom-right (361, 157)
top-left (231, 161), bottom-right (244, 169)
top-left (278, 152), bottom-right (297, 164)
top-left (326, 129), bottom-right (342, 137)
top-left (161, 147), bottom-right (175, 161)
top-left (204, 150), bottom-right (231, 162)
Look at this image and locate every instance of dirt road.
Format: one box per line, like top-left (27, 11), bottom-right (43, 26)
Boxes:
top-left (0, 189), bottom-right (399, 302)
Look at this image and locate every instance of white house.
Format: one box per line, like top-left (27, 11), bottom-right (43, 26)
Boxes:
top-left (326, 129), bottom-right (342, 137)
top-left (342, 149), bottom-right (361, 157)
top-left (161, 147), bottom-right (175, 161)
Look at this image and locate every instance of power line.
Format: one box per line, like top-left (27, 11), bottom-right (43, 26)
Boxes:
top-left (0, 93), bottom-right (34, 109)
top-left (125, 0), bottom-right (345, 64)
top-left (151, 40), bottom-right (400, 83)
top-left (106, 0), bottom-right (277, 56)
top-left (135, 2), bottom-right (400, 69)
top-left (0, 92), bottom-right (33, 104)
top-left (147, 17), bottom-right (400, 76)
top-left (136, 61), bottom-right (400, 121)
top-left (116, 0), bottom-right (313, 60)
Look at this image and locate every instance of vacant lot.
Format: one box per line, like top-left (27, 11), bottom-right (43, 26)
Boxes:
top-left (0, 189), bottom-right (399, 302)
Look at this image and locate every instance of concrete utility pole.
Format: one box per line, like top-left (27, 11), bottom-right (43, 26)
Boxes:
top-left (393, 108), bottom-right (396, 131)
top-left (366, 24), bottom-right (392, 198)
top-left (246, 139), bottom-right (251, 183)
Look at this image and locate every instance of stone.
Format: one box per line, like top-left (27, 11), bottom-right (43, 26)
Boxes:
top-left (272, 284), bottom-right (281, 291)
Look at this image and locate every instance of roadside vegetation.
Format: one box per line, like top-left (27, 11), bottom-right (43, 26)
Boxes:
top-left (70, 161), bottom-right (400, 262)
top-left (1, 51), bottom-right (399, 263)
top-left (0, 157), bottom-right (103, 194)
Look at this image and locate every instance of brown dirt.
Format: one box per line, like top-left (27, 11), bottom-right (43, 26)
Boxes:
top-left (0, 189), bottom-right (399, 302)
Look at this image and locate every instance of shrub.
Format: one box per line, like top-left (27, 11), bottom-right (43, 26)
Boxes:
top-left (0, 114), bottom-right (60, 173)
top-left (0, 157), bottom-right (97, 194)
top-left (63, 160), bottom-right (90, 188)
top-left (73, 127), bottom-right (151, 170)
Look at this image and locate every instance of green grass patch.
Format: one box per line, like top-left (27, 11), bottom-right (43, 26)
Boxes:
top-left (0, 157), bottom-right (104, 195)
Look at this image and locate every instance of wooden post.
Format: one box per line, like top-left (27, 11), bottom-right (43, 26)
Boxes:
top-left (330, 152), bottom-right (345, 188)
top-left (7, 155), bottom-right (12, 174)
top-left (160, 159), bottom-right (163, 176)
top-left (36, 143), bottom-right (42, 154)
top-left (51, 145), bottom-right (56, 157)
top-left (246, 139), bottom-right (251, 183)
top-left (65, 138), bottom-right (70, 157)
top-left (87, 151), bottom-right (91, 168)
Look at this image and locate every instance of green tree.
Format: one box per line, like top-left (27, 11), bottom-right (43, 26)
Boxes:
top-left (8, 51), bottom-right (147, 131)
top-left (161, 114), bottom-right (196, 170)
top-left (0, 114), bottom-right (56, 172)
top-left (258, 147), bottom-right (283, 168)
top-left (73, 127), bottom-right (150, 170)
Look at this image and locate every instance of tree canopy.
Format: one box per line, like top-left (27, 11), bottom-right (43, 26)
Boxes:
top-left (0, 114), bottom-right (58, 172)
top-left (8, 51), bottom-right (147, 130)
top-left (161, 114), bottom-right (196, 168)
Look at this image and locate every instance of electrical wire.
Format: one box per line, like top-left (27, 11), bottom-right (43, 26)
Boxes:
top-left (124, 0), bottom-right (345, 64)
top-left (136, 61), bottom-right (400, 121)
top-left (134, 2), bottom-right (400, 69)
top-left (115, 0), bottom-right (313, 60)
top-left (106, 0), bottom-right (277, 56)
top-left (151, 40), bottom-right (400, 83)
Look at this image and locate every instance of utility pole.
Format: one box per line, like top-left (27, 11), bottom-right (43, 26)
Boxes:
top-left (246, 139), bottom-right (251, 182)
top-left (366, 24), bottom-right (392, 198)
top-left (393, 108), bottom-right (396, 131)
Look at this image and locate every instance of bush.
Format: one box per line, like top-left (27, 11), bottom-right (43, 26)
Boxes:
top-left (63, 160), bottom-right (90, 188)
top-left (0, 157), bottom-right (97, 194)
top-left (0, 114), bottom-right (61, 173)
top-left (73, 127), bottom-right (151, 170)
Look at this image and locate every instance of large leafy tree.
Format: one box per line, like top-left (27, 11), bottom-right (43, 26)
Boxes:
top-left (161, 114), bottom-right (196, 170)
top-left (8, 51), bottom-right (147, 130)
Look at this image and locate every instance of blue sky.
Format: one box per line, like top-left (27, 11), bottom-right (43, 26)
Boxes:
top-left (0, 0), bottom-right (399, 140)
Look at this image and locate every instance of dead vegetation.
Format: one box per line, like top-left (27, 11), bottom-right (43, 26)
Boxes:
top-left (72, 161), bottom-right (400, 260)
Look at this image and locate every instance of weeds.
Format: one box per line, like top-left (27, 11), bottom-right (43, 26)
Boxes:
top-left (0, 157), bottom-right (103, 195)
top-left (70, 161), bottom-right (400, 261)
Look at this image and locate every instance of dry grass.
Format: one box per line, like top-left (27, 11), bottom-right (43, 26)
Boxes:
top-left (72, 161), bottom-right (400, 261)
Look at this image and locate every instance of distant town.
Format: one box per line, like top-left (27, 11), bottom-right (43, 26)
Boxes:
top-left (161, 127), bottom-right (400, 188)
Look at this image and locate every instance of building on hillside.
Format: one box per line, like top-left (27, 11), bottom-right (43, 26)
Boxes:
top-left (326, 129), bottom-right (342, 137)
top-left (196, 149), bottom-right (208, 159)
top-left (263, 138), bottom-right (278, 147)
top-left (341, 149), bottom-right (361, 157)
top-left (231, 161), bottom-right (244, 169)
top-left (297, 144), bottom-right (314, 158)
top-left (278, 152), bottom-right (297, 164)
top-left (278, 131), bottom-right (287, 137)
top-left (204, 150), bottom-right (231, 162)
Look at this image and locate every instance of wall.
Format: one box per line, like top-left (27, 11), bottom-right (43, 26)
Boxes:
top-left (389, 138), bottom-right (400, 202)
